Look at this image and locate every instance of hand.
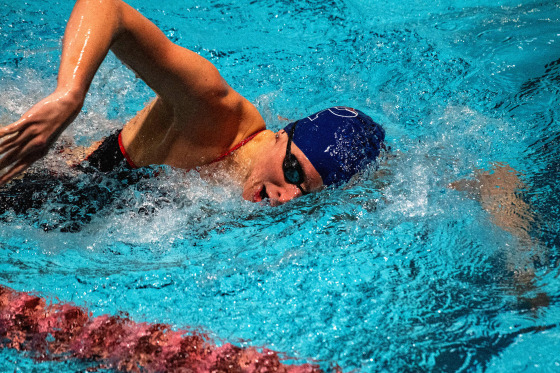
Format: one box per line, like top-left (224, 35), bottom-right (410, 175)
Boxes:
top-left (0, 90), bottom-right (83, 185)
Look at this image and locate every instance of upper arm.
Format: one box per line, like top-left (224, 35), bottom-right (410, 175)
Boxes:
top-left (110, 1), bottom-right (230, 112)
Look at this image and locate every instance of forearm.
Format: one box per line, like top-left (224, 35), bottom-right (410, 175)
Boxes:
top-left (60, 0), bottom-right (232, 110)
top-left (56, 0), bottom-right (123, 101)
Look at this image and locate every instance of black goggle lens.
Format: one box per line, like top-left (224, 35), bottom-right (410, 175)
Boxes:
top-left (282, 122), bottom-right (308, 195)
top-left (283, 159), bottom-right (303, 184)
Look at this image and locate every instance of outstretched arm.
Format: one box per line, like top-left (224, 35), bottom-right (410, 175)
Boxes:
top-left (449, 163), bottom-right (534, 242)
top-left (0, 0), bottom-right (232, 185)
top-left (450, 163), bottom-right (548, 311)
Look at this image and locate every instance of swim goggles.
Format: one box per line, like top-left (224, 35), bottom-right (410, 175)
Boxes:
top-left (283, 121), bottom-right (309, 195)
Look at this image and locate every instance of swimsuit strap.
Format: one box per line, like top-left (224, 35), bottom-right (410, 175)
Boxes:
top-left (116, 128), bottom-right (265, 169)
top-left (118, 131), bottom-right (139, 169)
top-left (208, 129), bottom-right (265, 165)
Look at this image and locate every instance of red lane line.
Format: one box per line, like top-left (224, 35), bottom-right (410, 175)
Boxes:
top-left (0, 285), bottom-right (336, 373)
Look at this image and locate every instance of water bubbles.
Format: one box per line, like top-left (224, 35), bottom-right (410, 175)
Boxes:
top-left (1, 0), bottom-right (560, 371)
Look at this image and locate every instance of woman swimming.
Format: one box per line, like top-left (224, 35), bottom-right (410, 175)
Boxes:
top-left (0, 0), bottom-right (385, 206)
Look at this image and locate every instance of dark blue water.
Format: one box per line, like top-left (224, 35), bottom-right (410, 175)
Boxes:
top-left (1, 0), bottom-right (559, 371)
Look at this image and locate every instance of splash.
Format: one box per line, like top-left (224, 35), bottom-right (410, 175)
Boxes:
top-left (0, 285), bottom-right (331, 373)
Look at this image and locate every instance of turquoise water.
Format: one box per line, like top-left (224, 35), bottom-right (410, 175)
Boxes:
top-left (1, 0), bottom-right (560, 371)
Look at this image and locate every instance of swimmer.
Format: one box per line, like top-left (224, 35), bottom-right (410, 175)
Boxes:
top-left (0, 0), bottom-right (385, 205)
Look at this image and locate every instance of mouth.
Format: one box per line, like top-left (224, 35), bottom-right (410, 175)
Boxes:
top-left (253, 185), bottom-right (269, 203)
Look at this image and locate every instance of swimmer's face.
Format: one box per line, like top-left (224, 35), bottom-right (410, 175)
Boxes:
top-left (242, 129), bottom-right (324, 206)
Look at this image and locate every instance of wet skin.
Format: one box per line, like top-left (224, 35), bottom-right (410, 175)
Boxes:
top-left (0, 0), bottom-right (323, 207)
top-left (0, 0), bottom-right (266, 186)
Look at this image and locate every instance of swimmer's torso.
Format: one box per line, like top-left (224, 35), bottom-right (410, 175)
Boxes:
top-left (119, 89), bottom-right (266, 170)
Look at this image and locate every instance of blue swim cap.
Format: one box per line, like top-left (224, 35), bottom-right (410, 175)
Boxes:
top-left (283, 107), bottom-right (385, 186)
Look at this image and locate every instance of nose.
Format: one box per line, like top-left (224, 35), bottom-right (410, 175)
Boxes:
top-left (268, 184), bottom-right (300, 206)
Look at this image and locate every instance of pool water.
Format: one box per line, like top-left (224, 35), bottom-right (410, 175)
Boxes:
top-left (1, 0), bottom-right (560, 371)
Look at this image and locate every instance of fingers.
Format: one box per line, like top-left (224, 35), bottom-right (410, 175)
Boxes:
top-left (0, 159), bottom-right (31, 185)
top-left (0, 130), bottom-right (48, 185)
top-left (0, 117), bottom-right (27, 139)
top-left (0, 145), bottom-right (22, 171)
top-left (0, 119), bottom-right (28, 162)
top-left (0, 129), bottom-right (31, 170)
top-left (0, 131), bottom-right (23, 157)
